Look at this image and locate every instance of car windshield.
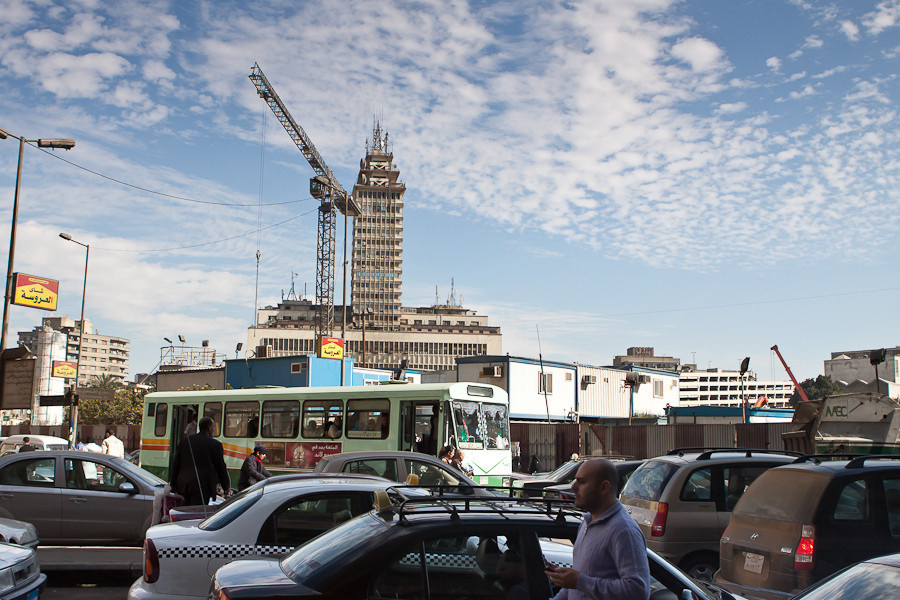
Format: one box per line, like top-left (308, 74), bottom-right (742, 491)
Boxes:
top-left (282, 513), bottom-right (387, 583)
top-left (796, 562), bottom-right (900, 600)
top-left (199, 487), bottom-right (263, 531)
top-left (622, 461), bottom-right (678, 502)
top-left (546, 461), bottom-right (579, 482)
top-left (112, 458), bottom-right (166, 487)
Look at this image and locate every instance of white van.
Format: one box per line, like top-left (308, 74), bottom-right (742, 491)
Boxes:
top-left (0, 434), bottom-right (69, 456)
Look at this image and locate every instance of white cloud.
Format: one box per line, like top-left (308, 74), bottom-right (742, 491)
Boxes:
top-left (804, 35), bottom-right (824, 48)
top-left (766, 56), bottom-right (782, 71)
top-left (863, 1), bottom-right (900, 35)
top-left (670, 37), bottom-right (727, 72)
top-left (840, 20), bottom-right (861, 40)
top-left (716, 102), bottom-right (747, 114)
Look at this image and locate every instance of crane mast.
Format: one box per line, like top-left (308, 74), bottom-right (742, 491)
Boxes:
top-left (771, 344), bottom-right (810, 402)
top-left (249, 63), bottom-right (359, 342)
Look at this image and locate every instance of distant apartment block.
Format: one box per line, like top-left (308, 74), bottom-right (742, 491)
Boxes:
top-left (612, 347), bottom-right (681, 372)
top-left (679, 368), bottom-right (794, 408)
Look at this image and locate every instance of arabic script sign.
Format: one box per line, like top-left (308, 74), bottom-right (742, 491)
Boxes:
top-left (317, 336), bottom-right (343, 360)
top-left (1, 358), bottom-right (36, 410)
top-left (52, 361), bottom-right (77, 379)
top-left (12, 273), bottom-right (59, 311)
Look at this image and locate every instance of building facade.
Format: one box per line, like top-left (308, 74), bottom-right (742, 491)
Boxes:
top-left (351, 121), bottom-right (405, 331)
top-left (824, 347), bottom-right (900, 396)
top-left (18, 316), bottom-right (130, 388)
top-left (678, 368), bottom-right (794, 408)
top-left (612, 347), bottom-right (681, 371)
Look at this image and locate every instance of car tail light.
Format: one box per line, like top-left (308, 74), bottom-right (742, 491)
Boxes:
top-left (144, 538), bottom-right (160, 583)
top-left (215, 588), bottom-right (232, 600)
top-left (651, 502), bottom-right (668, 537)
top-left (794, 524), bottom-right (815, 571)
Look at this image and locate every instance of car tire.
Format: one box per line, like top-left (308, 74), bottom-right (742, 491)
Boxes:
top-left (680, 553), bottom-right (718, 582)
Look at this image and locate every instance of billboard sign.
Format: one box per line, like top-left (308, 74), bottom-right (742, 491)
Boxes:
top-left (12, 273), bottom-right (59, 311)
top-left (1, 358), bottom-right (36, 410)
top-left (52, 361), bottom-right (77, 379)
top-left (317, 337), bottom-right (343, 360)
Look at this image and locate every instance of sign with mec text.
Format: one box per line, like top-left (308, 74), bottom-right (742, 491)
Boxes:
top-left (52, 360), bottom-right (77, 379)
top-left (317, 336), bottom-right (344, 360)
top-left (12, 273), bottom-right (59, 311)
top-left (824, 399), bottom-right (849, 419)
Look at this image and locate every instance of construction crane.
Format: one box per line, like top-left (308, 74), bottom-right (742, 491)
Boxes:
top-left (249, 63), bottom-right (360, 341)
top-left (771, 344), bottom-right (810, 402)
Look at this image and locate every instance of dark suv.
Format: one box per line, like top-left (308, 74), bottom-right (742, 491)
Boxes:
top-left (620, 448), bottom-right (799, 581)
top-left (717, 455), bottom-right (900, 597)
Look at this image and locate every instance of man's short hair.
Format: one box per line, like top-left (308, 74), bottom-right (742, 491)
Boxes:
top-left (198, 416), bottom-right (215, 434)
top-left (594, 458), bottom-right (619, 491)
top-left (22, 437), bottom-right (29, 443)
top-left (106, 428), bottom-right (115, 436)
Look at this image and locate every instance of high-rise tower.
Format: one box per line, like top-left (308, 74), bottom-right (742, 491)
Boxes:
top-left (350, 122), bottom-right (405, 330)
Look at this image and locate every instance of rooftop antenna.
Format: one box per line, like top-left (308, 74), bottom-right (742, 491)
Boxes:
top-left (434, 285), bottom-right (439, 306)
top-left (449, 278), bottom-right (457, 306)
top-left (537, 325), bottom-right (551, 422)
top-left (286, 271), bottom-right (298, 301)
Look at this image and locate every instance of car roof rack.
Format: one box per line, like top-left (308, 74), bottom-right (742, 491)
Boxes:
top-left (666, 447), bottom-right (804, 460)
top-left (666, 447), bottom-right (734, 456)
top-left (381, 484), bottom-right (584, 525)
top-left (790, 454), bottom-right (863, 464)
top-left (844, 455), bottom-right (900, 469)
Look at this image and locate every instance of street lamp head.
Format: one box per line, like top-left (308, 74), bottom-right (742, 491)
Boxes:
top-left (59, 233), bottom-right (72, 241)
top-left (178, 335), bottom-right (186, 344)
top-left (0, 128), bottom-right (8, 140)
top-left (37, 138), bottom-right (75, 150)
top-left (163, 337), bottom-right (172, 344)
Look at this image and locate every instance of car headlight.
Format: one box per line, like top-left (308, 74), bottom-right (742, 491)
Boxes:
top-left (0, 566), bottom-right (15, 595)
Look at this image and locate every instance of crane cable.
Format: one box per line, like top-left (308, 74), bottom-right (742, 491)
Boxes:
top-left (254, 107), bottom-right (267, 327)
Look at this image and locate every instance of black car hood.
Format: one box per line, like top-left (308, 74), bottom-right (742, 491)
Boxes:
top-left (216, 557), bottom-right (317, 598)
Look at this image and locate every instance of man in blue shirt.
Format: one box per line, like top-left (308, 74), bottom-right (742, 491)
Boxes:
top-left (546, 458), bottom-right (650, 600)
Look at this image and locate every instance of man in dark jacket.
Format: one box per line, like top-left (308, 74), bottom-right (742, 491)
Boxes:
top-left (238, 445), bottom-right (273, 490)
top-left (170, 417), bottom-right (230, 506)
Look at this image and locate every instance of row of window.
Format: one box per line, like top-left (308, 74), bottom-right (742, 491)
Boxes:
top-left (151, 398), bottom-right (391, 441)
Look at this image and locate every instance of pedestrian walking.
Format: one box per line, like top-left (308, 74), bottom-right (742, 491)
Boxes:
top-left (102, 428), bottom-right (125, 459)
top-left (170, 416), bottom-right (230, 506)
top-left (17, 437), bottom-right (35, 453)
top-left (546, 458), bottom-right (650, 600)
top-left (238, 445), bottom-right (272, 490)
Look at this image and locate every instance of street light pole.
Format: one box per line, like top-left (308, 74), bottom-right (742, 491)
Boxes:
top-left (59, 233), bottom-right (88, 446)
top-left (0, 128), bottom-right (75, 358)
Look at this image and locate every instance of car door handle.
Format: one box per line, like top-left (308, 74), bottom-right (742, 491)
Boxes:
top-left (69, 497), bottom-right (87, 504)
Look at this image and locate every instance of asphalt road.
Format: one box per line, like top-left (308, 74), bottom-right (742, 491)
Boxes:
top-left (44, 570), bottom-right (134, 599)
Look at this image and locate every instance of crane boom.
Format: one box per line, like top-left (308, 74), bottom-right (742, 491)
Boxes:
top-left (771, 344), bottom-right (810, 402)
top-left (249, 63), bottom-right (360, 341)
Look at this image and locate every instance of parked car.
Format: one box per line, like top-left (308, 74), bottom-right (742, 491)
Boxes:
top-left (0, 541), bottom-right (46, 600)
top-left (0, 435), bottom-right (69, 457)
top-left (129, 474), bottom-right (429, 600)
top-left (717, 455), bottom-right (900, 597)
top-left (210, 494), bottom-right (747, 600)
top-left (619, 447), bottom-right (800, 581)
top-left (542, 458), bottom-right (646, 500)
top-left (0, 518), bottom-right (39, 548)
top-left (0, 450), bottom-right (167, 545)
top-left (785, 551), bottom-right (900, 600)
top-left (313, 450), bottom-right (497, 496)
top-left (511, 456), bottom-right (643, 498)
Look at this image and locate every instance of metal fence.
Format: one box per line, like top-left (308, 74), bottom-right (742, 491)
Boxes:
top-left (512, 421), bottom-right (797, 472)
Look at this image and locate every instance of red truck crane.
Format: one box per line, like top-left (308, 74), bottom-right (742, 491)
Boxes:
top-left (771, 344), bottom-right (810, 402)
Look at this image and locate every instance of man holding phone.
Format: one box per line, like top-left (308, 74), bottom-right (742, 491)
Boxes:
top-left (545, 458), bottom-right (650, 600)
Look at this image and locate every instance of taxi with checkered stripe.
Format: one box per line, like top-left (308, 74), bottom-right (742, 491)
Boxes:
top-left (129, 474), bottom-right (428, 600)
top-left (210, 493), bottom-right (747, 600)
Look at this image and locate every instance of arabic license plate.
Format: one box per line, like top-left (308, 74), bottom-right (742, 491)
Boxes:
top-left (27, 588), bottom-right (39, 600)
top-left (744, 552), bottom-right (764, 574)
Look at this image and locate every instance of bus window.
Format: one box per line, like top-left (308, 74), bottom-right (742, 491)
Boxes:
top-left (204, 402), bottom-right (222, 436)
top-left (346, 399), bottom-right (389, 439)
top-left (146, 403), bottom-right (156, 417)
top-left (451, 401), bottom-right (483, 449)
top-left (225, 401), bottom-right (260, 438)
top-left (483, 404), bottom-right (509, 449)
top-left (302, 400), bottom-right (343, 439)
top-left (262, 400), bottom-right (300, 438)
top-left (154, 403), bottom-right (168, 437)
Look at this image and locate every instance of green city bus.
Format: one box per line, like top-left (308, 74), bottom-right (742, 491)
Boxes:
top-left (140, 382), bottom-right (512, 486)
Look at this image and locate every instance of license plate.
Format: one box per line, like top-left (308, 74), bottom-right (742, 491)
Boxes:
top-left (744, 552), bottom-right (764, 574)
top-left (27, 588), bottom-right (39, 600)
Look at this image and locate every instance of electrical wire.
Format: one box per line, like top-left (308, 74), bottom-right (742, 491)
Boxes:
top-left (34, 143), bottom-right (308, 207)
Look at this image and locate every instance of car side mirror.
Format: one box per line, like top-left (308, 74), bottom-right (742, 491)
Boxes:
top-left (119, 482), bottom-right (137, 495)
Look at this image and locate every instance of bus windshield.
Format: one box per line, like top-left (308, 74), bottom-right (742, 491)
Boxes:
top-left (451, 401), bottom-right (484, 449)
top-left (483, 403), bottom-right (509, 449)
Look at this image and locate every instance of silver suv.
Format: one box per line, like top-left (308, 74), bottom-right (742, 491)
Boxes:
top-left (620, 448), bottom-right (799, 581)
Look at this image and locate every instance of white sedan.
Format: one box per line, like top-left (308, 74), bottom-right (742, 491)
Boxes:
top-left (128, 474), bottom-right (423, 600)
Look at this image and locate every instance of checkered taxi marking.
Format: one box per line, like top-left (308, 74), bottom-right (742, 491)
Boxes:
top-left (158, 544), bottom-right (295, 560)
top-left (395, 553), bottom-right (572, 569)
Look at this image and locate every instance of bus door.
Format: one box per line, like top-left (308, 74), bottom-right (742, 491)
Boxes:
top-left (167, 404), bottom-right (199, 474)
top-left (399, 401), bottom-right (439, 455)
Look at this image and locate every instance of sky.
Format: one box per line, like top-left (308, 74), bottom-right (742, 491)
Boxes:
top-left (0, 0), bottom-right (898, 384)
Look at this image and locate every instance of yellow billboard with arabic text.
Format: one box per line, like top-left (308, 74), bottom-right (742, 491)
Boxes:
top-left (12, 273), bottom-right (58, 311)
top-left (317, 337), bottom-right (344, 360)
top-left (52, 361), bottom-right (77, 379)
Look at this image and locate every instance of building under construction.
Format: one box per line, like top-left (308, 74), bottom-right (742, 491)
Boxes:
top-left (248, 122), bottom-right (502, 371)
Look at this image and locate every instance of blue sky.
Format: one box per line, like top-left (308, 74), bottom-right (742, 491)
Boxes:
top-left (0, 0), bottom-right (898, 382)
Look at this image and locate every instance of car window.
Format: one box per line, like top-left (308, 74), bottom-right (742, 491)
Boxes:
top-left (622, 461), bottom-right (678, 502)
top-left (405, 459), bottom-right (461, 486)
top-left (65, 458), bottom-right (129, 492)
top-left (199, 487), bottom-right (263, 531)
top-left (733, 469), bottom-right (826, 521)
top-left (258, 492), bottom-right (371, 548)
top-left (342, 459), bottom-right (398, 481)
top-left (723, 465), bottom-right (770, 511)
top-left (833, 479), bottom-right (868, 521)
top-left (795, 561), bottom-right (900, 600)
top-left (0, 457), bottom-right (56, 487)
top-left (370, 532), bottom-right (532, 600)
top-left (884, 479), bottom-right (900, 536)
top-left (681, 468), bottom-right (712, 501)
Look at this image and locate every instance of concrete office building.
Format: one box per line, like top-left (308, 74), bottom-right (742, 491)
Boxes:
top-left (825, 347), bottom-right (900, 397)
top-left (613, 347), bottom-right (681, 372)
top-left (18, 316), bottom-right (130, 388)
top-left (679, 368), bottom-right (794, 408)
